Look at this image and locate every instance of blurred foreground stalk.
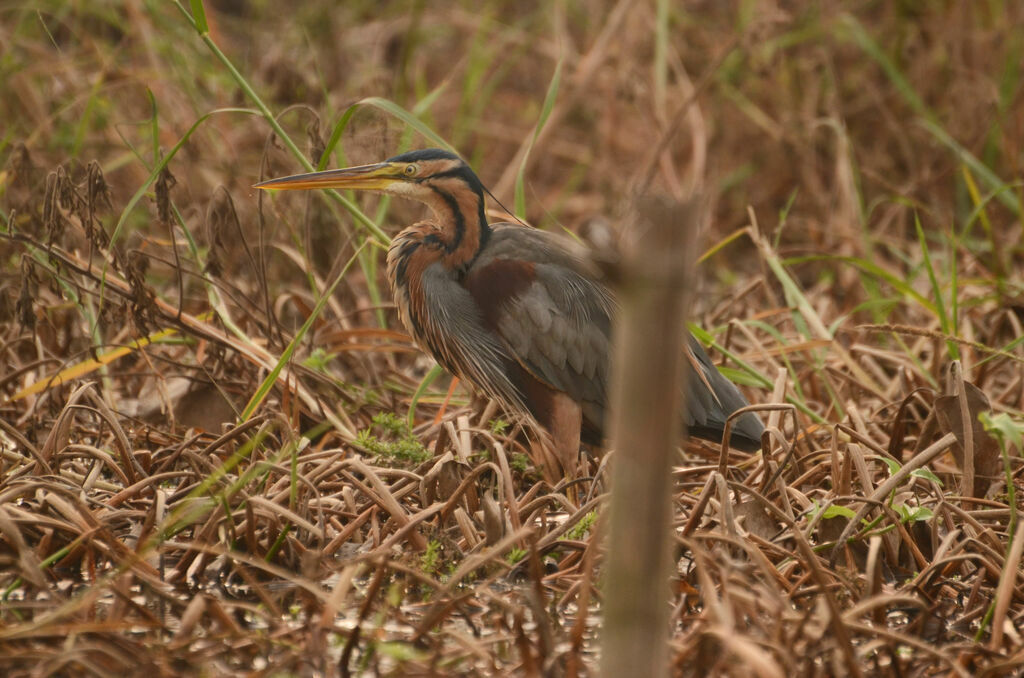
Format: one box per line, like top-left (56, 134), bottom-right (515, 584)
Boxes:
top-left (600, 197), bottom-right (697, 677)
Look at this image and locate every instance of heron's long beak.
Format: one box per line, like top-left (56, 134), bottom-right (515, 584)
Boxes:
top-left (253, 162), bottom-right (403, 192)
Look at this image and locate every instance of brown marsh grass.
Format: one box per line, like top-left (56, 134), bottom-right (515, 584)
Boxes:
top-left (1, 2), bottom-right (1022, 675)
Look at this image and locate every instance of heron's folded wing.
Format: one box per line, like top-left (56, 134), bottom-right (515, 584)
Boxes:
top-left (464, 230), bottom-right (613, 436)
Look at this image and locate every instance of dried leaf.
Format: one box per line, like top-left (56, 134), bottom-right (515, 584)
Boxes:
top-left (934, 381), bottom-right (1001, 498)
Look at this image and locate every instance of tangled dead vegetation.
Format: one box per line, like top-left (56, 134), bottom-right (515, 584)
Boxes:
top-left (2, 2), bottom-right (1024, 676)
top-left (0, 156), bottom-right (1021, 676)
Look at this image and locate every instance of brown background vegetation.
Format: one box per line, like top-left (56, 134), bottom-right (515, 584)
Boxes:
top-left (1, 1), bottom-right (1022, 676)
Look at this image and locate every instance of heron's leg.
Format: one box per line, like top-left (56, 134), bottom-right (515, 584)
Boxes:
top-left (549, 391), bottom-right (583, 479)
top-left (525, 391), bottom-right (583, 487)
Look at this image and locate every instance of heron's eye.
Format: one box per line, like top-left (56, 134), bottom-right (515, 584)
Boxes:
top-left (404, 164), bottom-right (417, 176)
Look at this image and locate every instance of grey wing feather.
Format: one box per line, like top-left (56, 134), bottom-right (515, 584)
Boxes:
top-left (418, 261), bottom-right (527, 413)
top-left (481, 226), bottom-right (613, 427)
top-left (496, 264), bottom-right (612, 401)
top-left (685, 335), bottom-right (764, 450)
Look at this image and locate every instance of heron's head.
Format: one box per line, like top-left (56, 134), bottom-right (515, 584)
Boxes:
top-left (254, 148), bottom-right (485, 205)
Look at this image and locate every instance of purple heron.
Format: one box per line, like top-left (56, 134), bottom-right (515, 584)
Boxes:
top-left (256, 149), bottom-right (763, 476)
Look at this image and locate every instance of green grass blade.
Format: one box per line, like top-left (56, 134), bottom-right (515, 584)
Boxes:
top-left (754, 230), bottom-right (883, 396)
top-left (785, 254), bottom-right (936, 314)
top-left (514, 59), bottom-right (562, 219)
top-left (914, 216), bottom-right (958, 360)
top-left (408, 364), bottom-right (445, 428)
top-left (146, 89), bottom-right (159, 164)
top-left (840, 13), bottom-right (1020, 216)
top-left (240, 243), bottom-right (367, 420)
top-left (188, 0), bottom-right (209, 33)
top-left (323, 97), bottom-right (454, 162)
top-left (173, 0), bottom-right (387, 246)
top-left (109, 107), bottom-right (256, 249)
top-left (919, 119), bottom-right (1021, 217)
top-left (839, 14), bottom-right (929, 118)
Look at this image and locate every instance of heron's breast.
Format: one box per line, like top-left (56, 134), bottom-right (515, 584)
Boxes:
top-left (387, 232), bottom-right (440, 346)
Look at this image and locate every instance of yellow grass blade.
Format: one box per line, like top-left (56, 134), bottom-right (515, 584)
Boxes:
top-left (7, 318), bottom-right (208, 402)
